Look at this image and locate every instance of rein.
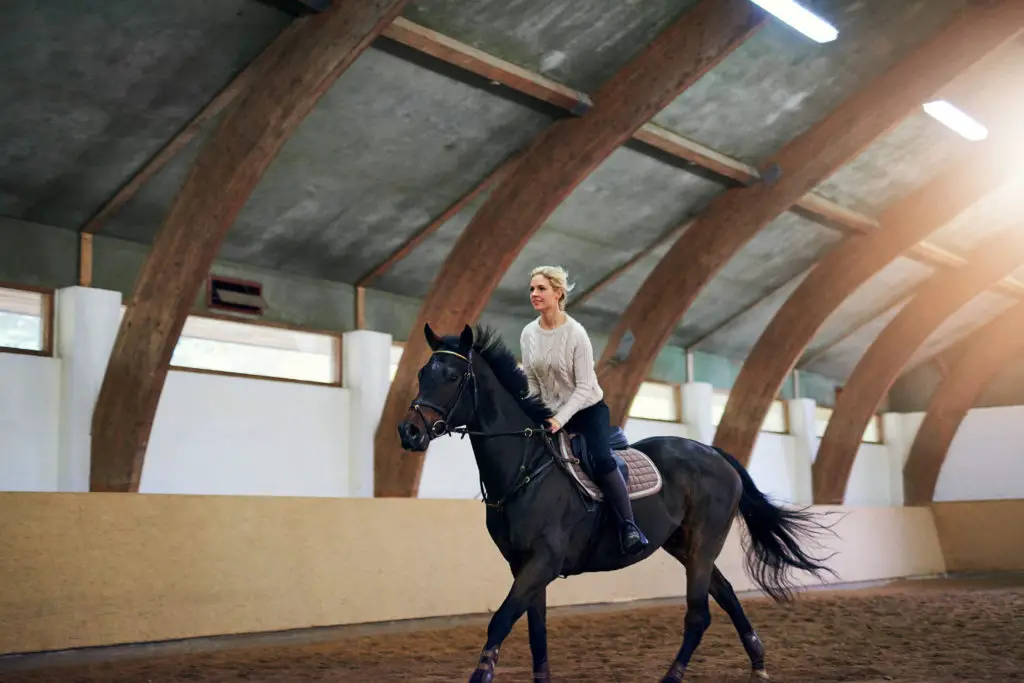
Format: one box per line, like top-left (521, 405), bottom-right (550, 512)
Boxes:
top-left (411, 348), bottom-right (560, 510)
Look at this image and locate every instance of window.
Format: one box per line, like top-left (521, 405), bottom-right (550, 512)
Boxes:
top-left (814, 406), bottom-right (833, 438)
top-left (862, 414), bottom-right (883, 444)
top-left (712, 391), bottom-right (788, 433)
top-left (173, 315), bottom-right (339, 384)
top-left (815, 406), bottom-right (884, 443)
top-left (174, 315), bottom-right (339, 384)
top-left (628, 381), bottom-right (680, 422)
top-left (710, 391), bottom-right (730, 427)
top-left (762, 399), bottom-right (789, 434)
top-left (119, 307), bottom-right (340, 385)
top-left (0, 285), bottom-right (50, 354)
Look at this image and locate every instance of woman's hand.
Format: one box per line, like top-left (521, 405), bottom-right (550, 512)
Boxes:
top-left (546, 418), bottom-right (562, 433)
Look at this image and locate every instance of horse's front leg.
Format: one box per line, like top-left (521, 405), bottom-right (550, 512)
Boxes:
top-left (527, 588), bottom-right (550, 681)
top-left (469, 553), bottom-right (560, 683)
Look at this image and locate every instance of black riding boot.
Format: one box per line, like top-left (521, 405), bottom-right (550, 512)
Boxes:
top-left (598, 468), bottom-right (649, 555)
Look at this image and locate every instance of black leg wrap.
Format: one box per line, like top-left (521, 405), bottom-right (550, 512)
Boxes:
top-left (743, 631), bottom-right (766, 670)
top-left (469, 646), bottom-right (499, 683)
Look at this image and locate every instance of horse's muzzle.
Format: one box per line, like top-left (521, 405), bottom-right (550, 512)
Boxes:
top-left (398, 420), bottom-right (429, 452)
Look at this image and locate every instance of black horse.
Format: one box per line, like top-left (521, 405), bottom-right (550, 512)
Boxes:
top-left (398, 324), bottom-right (838, 682)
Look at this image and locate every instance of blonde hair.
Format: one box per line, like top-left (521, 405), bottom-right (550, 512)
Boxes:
top-left (530, 265), bottom-right (575, 311)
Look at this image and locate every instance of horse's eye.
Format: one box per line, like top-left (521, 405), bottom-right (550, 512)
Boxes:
top-left (445, 370), bottom-right (460, 383)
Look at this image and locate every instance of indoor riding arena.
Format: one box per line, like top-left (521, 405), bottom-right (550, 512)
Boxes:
top-left (2, 1), bottom-right (1023, 682)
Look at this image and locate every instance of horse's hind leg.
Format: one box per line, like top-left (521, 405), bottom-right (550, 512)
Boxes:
top-left (709, 564), bottom-right (769, 680)
top-left (526, 588), bottom-right (550, 682)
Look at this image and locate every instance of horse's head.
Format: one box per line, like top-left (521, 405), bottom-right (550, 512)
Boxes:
top-left (397, 323), bottom-right (477, 452)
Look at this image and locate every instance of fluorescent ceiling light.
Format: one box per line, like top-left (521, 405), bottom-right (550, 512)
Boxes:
top-left (750, 0), bottom-right (839, 43)
top-left (923, 100), bottom-right (989, 141)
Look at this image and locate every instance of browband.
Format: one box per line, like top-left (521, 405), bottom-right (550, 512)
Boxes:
top-left (433, 349), bottom-right (470, 362)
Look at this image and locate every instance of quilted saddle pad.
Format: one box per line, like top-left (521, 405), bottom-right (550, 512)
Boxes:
top-left (556, 431), bottom-right (663, 501)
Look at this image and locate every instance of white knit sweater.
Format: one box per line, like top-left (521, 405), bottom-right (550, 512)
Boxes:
top-left (520, 315), bottom-right (604, 428)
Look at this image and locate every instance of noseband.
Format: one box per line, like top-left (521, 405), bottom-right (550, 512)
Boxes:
top-left (410, 349), bottom-right (479, 438)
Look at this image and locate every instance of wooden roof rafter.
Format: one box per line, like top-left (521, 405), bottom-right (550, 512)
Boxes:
top-left (711, 140), bottom-right (1024, 466)
top-left (814, 224), bottom-right (1024, 504)
top-left (373, 0), bottom-right (769, 497)
top-left (379, 17), bottom-right (1024, 303)
top-left (593, 1), bottom-right (1024, 430)
top-left (903, 300), bottom-right (1024, 505)
top-left (89, 0), bottom-right (411, 492)
top-left (75, 9), bottom-right (1024, 300)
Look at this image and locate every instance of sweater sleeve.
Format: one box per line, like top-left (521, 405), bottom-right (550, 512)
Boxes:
top-left (552, 324), bottom-right (604, 428)
top-left (520, 326), bottom-right (541, 398)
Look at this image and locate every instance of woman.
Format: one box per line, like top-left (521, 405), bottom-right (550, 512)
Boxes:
top-left (520, 265), bottom-right (648, 556)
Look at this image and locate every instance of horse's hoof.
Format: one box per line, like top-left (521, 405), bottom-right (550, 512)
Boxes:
top-left (468, 671), bottom-right (493, 683)
top-left (660, 661), bottom-right (686, 682)
top-left (750, 669), bottom-right (770, 681)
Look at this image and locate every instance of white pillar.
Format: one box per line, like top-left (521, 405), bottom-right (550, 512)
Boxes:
top-left (343, 329), bottom-right (393, 497)
top-left (786, 398), bottom-right (817, 505)
top-left (882, 412), bottom-right (912, 506)
top-left (682, 381), bottom-right (714, 444)
top-left (55, 286), bottom-right (122, 491)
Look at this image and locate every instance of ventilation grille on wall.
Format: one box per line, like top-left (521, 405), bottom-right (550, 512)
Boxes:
top-left (207, 275), bottom-right (266, 316)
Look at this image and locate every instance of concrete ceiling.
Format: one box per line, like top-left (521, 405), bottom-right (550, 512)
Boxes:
top-left (0, 0), bottom-right (290, 227)
top-left (2, 0), bottom-right (1023, 385)
top-left (652, 0), bottom-right (968, 165)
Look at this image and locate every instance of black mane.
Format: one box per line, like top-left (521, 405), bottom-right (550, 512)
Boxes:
top-left (439, 325), bottom-right (553, 425)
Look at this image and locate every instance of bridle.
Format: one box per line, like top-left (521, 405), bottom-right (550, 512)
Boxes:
top-left (407, 348), bottom-right (560, 509)
top-left (409, 349), bottom-right (479, 439)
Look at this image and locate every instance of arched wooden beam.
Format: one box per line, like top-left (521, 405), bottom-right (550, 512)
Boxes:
top-left (76, 22), bottom-right (304, 236)
top-left (597, 1), bottom-right (1024, 428)
top-left (903, 301), bottom-right (1024, 505)
top-left (374, 0), bottom-right (768, 497)
top-left (813, 226), bottom-right (1024, 504)
top-left (712, 145), bottom-right (1017, 464)
top-left (89, 0), bottom-right (411, 492)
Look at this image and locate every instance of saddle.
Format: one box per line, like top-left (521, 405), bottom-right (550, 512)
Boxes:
top-left (554, 426), bottom-right (662, 502)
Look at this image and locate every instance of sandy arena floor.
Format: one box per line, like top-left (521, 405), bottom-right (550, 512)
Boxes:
top-left (2, 576), bottom-right (1022, 682)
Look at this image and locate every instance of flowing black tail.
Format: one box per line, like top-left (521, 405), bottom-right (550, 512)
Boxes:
top-left (713, 446), bottom-right (841, 602)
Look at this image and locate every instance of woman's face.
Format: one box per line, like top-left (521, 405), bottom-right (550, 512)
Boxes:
top-left (529, 274), bottom-right (560, 313)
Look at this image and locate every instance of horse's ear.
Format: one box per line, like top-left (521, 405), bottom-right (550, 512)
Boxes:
top-left (459, 325), bottom-right (474, 353)
top-left (424, 323), bottom-right (441, 350)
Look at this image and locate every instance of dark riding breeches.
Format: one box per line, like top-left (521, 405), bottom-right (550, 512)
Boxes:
top-left (563, 400), bottom-right (615, 477)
